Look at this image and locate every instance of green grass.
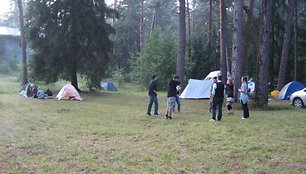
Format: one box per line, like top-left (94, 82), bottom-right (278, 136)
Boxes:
top-left (0, 74), bottom-right (306, 173)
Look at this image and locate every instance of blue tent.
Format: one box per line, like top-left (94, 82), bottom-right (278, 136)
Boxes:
top-left (278, 81), bottom-right (305, 100)
top-left (100, 81), bottom-right (117, 92)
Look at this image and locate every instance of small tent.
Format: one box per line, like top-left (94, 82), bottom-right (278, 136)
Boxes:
top-left (100, 81), bottom-right (117, 92)
top-left (19, 83), bottom-right (38, 97)
top-left (204, 70), bottom-right (230, 80)
top-left (19, 83), bottom-right (33, 97)
top-left (56, 84), bottom-right (82, 100)
top-left (180, 79), bottom-right (213, 99)
top-left (278, 81), bottom-right (305, 100)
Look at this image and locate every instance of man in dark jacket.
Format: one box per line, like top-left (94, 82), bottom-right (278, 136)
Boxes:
top-left (165, 74), bottom-right (180, 120)
top-left (147, 73), bottom-right (159, 116)
top-left (210, 75), bottom-right (225, 122)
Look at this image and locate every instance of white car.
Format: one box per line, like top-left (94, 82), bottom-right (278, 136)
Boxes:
top-left (290, 88), bottom-right (306, 108)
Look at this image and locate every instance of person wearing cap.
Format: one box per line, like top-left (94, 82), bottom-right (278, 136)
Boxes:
top-left (210, 75), bottom-right (225, 122)
top-left (147, 73), bottom-right (159, 116)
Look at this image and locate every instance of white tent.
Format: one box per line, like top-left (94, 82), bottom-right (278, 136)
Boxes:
top-left (56, 84), bottom-right (82, 101)
top-left (180, 79), bottom-right (213, 99)
top-left (204, 70), bottom-right (231, 80)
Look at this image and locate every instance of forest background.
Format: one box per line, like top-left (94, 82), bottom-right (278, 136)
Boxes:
top-left (0, 0), bottom-right (305, 107)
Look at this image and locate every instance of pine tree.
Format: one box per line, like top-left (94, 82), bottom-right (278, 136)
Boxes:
top-left (26, 0), bottom-right (116, 90)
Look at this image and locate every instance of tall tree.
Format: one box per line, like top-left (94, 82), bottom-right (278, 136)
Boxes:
top-left (17, 0), bottom-right (28, 85)
top-left (207, 0), bottom-right (212, 46)
top-left (114, 0), bottom-right (140, 71)
top-left (219, 0), bottom-right (227, 84)
top-left (231, 0), bottom-right (244, 100)
top-left (26, 0), bottom-right (116, 90)
top-left (277, 0), bottom-right (296, 90)
top-left (255, 0), bottom-right (273, 107)
top-left (139, 0), bottom-right (144, 51)
top-left (113, 0), bottom-right (118, 26)
top-left (149, 2), bottom-right (158, 36)
top-left (293, 0), bottom-right (297, 80)
top-left (242, 0), bottom-right (255, 75)
top-left (177, 0), bottom-right (186, 84)
top-left (186, 0), bottom-right (191, 60)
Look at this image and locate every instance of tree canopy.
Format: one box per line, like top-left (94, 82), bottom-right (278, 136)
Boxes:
top-left (25, 0), bottom-right (117, 90)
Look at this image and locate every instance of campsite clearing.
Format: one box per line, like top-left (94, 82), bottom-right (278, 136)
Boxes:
top-left (0, 74), bottom-right (306, 173)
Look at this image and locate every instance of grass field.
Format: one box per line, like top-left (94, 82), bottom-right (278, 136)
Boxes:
top-left (0, 74), bottom-right (306, 173)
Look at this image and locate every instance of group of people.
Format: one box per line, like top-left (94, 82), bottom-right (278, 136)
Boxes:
top-left (146, 73), bottom-right (180, 120)
top-left (146, 73), bottom-right (250, 121)
top-left (209, 75), bottom-right (249, 122)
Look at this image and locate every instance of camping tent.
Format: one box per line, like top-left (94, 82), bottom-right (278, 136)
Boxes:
top-left (19, 83), bottom-right (33, 97)
top-left (278, 81), bottom-right (305, 100)
top-left (204, 70), bottom-right (230, 80)
top-left (56, 84), bottom-right (82, 100)
top-left (19, 83), bottom-right (38, 97)
top-left (100, 81), bottom-right (117, 91)
top-left (180, 79), bottom-right (213, 99)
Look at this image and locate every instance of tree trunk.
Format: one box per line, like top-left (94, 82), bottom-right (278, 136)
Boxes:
top-left (70, 0), bottom-right (80, 91)
top-left (186, 0), bottom-right (191, 60)
top-left (150, 6), bottom-right (156, 36)
top-left (255, 0), bottom-right (273, 108)
top-left (269, 18), bottom-right (276, 91)
top-left (177, 0), bottom-right (186, 86)
top-left (17, 0), bottom-right (28, 85)
top-left (207, 0), bottom-right (212, 47)
top-left (293, 0), bottom-right (297, 80)
top-left (231, 0), bottom-right (244, 101)
top-left (139, 0), bottom-right (144, 51)
top-left (112, 0), bottom-right (117, 26)
top-left (277, 0), bottom-right (296, 90)
top-left (71, 63), bottom-right (80, 92)
top-left (220, 0), bottom-right (227, 84)
top-left (242, 0), bottom-right (255, 75)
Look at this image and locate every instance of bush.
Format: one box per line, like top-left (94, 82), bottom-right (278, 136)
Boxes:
top-left (0, 56), bottom-right (19, 74)
top-left (130, 28), bottom-right (178, 90)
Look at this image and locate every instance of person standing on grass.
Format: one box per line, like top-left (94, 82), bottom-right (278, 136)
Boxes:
top-left (165, 74), bottom-right (181, 120)
top-left (210, 75), bottom-right (225, 122)
top-left (173, 85), bottom-right (181, 112)
top-left (226, 78), bottom-right (234, 115)
top-left (147, 73), bottom-right (159, 116)
top-left (208, 76), bottom-right (218, 112)
top-left (239, 76), bottom-right (249, 119)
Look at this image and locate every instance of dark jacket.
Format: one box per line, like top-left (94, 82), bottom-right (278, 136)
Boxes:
top-left (215, 82), bottom-right (225, 98)
top-left (226, 83), bottom-right (234, 97)
top-left (167, 79), bottom-right (180, 97)
top-left (148, 80), bottom-right (157, 96)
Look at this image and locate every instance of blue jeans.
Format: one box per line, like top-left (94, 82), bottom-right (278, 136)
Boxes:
top-left (212, 97), bottom-right (223, 121)
top-left (147, 95), bottom-right (158, 114)
top-left (173, 95), bottom-right (181, 112)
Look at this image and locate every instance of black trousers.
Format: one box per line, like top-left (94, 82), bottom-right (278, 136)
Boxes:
top-left (241, 101), bottom-right (249, 118)
top-left (212, 98), bottom-right (224, 121)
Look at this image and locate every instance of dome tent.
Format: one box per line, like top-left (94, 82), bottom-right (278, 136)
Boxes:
top-left (278, 81), bottom-right (305, 100)
top-left (56, 84), bottom-right (82, 101)
top-left (100, 81), bottom-right (117, 92)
